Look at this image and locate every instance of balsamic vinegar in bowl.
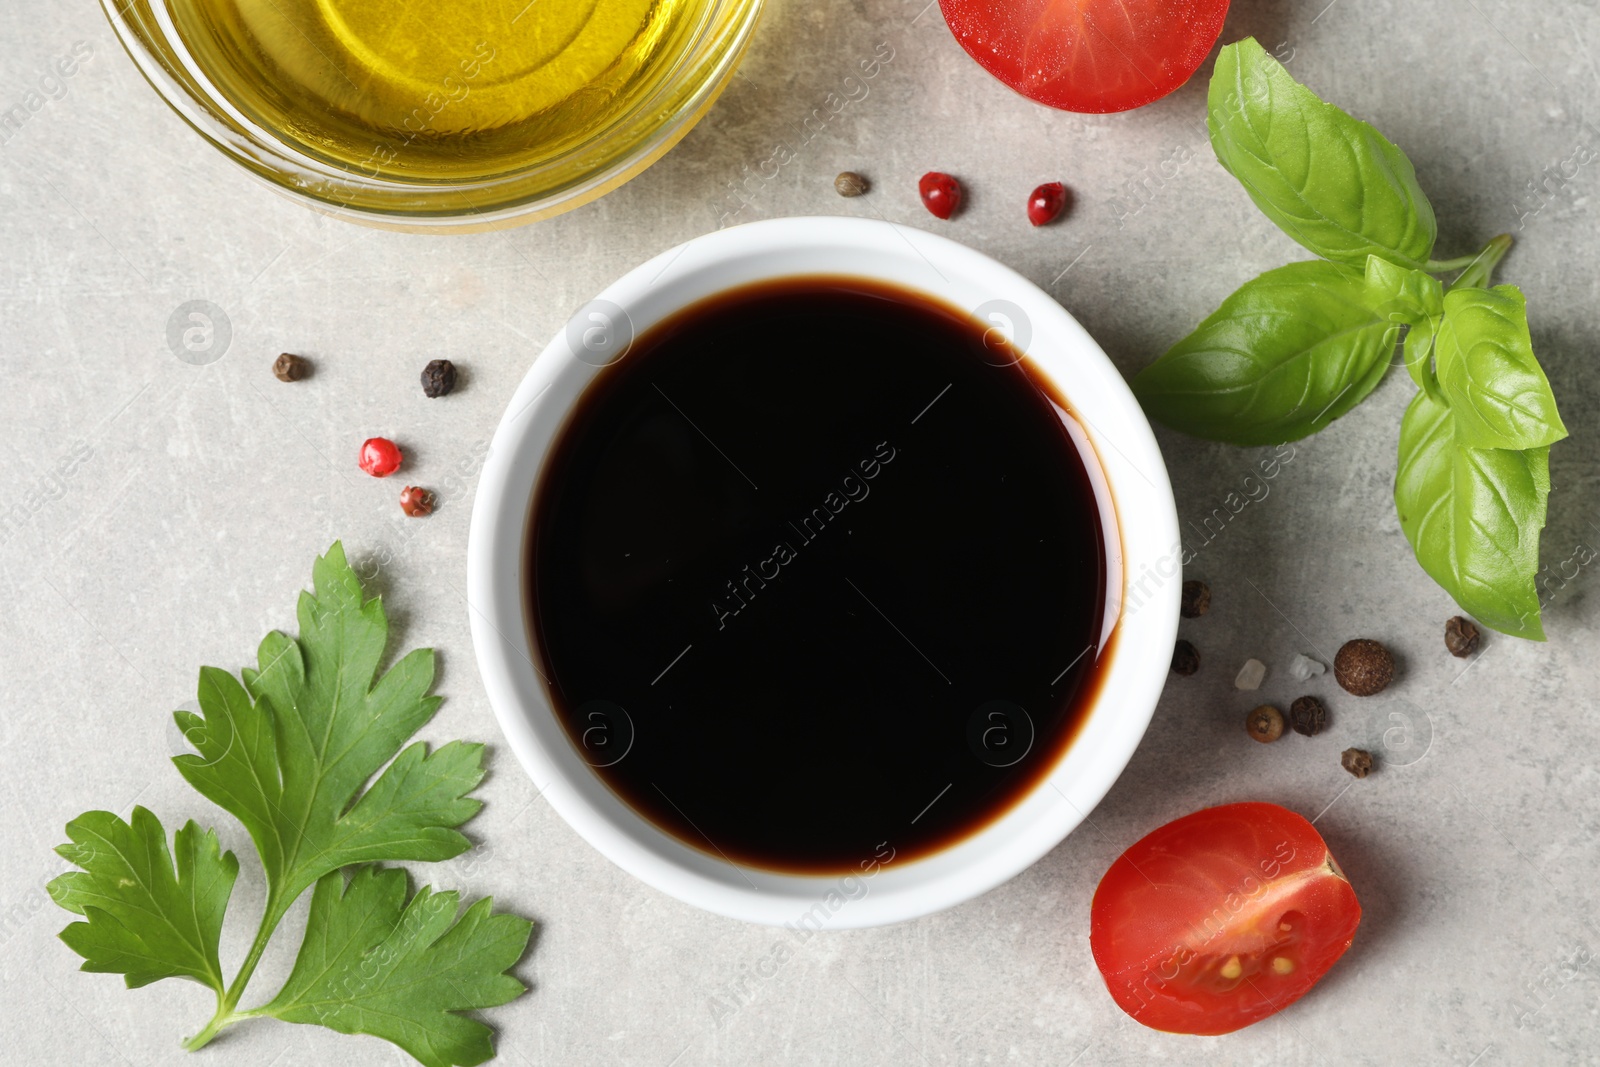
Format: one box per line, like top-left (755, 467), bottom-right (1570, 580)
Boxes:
top-left (525, 277), bottom-right (1113, 874)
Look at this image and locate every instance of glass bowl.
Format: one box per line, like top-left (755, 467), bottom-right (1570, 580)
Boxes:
top-left (101, 0), bottom-right (765, 232)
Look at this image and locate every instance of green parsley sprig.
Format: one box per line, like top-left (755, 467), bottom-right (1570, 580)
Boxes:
top-left (48, 543), bottom-right (533, 1065)
top-left (1133, 38), bottom-right (1566, 639)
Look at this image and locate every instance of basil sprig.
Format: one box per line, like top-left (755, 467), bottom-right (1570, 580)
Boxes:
top-left (1133, 38), bottom-right (1567, 639)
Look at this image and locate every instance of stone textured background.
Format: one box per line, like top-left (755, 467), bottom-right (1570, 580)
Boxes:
top-left (3, 0), bottom-right (1599, 1064)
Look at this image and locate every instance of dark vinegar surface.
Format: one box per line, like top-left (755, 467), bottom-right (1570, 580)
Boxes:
top-left (527, 276), bottom-right (1112, 874)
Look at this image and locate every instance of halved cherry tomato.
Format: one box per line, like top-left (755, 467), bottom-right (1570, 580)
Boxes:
top-left (1089, 802), bottom-right (1360, 1035)
top-left (938, 0), bottom-right (1231, 114)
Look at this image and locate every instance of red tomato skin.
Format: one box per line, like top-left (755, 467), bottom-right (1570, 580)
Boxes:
top-left (1089, 802), bottom-right (1360, 1035)
top-left (938, 0), bottom-right (1232, 114)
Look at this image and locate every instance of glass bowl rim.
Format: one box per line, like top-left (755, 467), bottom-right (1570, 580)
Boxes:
top-left (98, 0), bottom-right (766, 231)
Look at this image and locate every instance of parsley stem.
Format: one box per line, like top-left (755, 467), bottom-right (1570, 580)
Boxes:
top-left (183, 1005), bottom-right (246, 1052)
top-left (185, 892), bottom-right (288, 1052)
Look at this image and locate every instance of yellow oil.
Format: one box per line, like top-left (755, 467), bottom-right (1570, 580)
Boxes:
top-left (168, 0), bottom-right (712, 179)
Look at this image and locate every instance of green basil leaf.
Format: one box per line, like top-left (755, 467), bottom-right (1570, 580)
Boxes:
top-left (1364, 255), bottom-right (1442, 325)
top-left (1402, 313), bottom-right (1445, 403)
top-left (1132, 261), bottom-right (1396, 445)
top-left (1434, 284), bottom-right (1567, 450)
top-left (1395, 390), bottom-right (1550, 639)
top-left (1209, 38), bottom-right (1437, 270)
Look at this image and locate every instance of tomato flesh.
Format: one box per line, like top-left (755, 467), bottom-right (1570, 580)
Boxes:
top-left (1089, 802), bottom-right (1360, 1035)
top-left (938, 0), bottom-right (1231, 114)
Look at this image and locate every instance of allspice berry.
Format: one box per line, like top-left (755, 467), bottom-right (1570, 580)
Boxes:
top-left (834, 171), bottom-right (869, 197)
top-left (1180, 580), bottom-right (1211, 618)
top-left (1334, 639), bottom-right (1394, 696)
top-left (1341, 747), bottom-right (1374, 778)
top-left (273, 352), bottom-right (310, 382)
top-left (1171, 639), bottom-right (1200, 676)
top-left (1289, 696), bottom-right (1328, 736)
top-left (421, 359), bottom-right (457, 398)
top-left (1246, 705), bottom-right (1284, 743)
top-left (1444, 616), bottom-right (1480, 658)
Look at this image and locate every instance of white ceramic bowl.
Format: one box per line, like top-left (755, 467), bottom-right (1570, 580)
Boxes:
top-left (467, 216), bottom-right (1180, 927)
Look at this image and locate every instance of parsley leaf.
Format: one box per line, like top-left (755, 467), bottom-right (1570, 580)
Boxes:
top-left (50, 543), bottom-right (531, 1063)
top-left (48, 808), bottom-right (238, 992)
top-left (259, 867), bottom-right (532, 1067)
top-left (172, 543), bottom-right (485, 932)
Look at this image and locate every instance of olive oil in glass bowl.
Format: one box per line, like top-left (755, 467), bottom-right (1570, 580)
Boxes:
top-left (104, 0), bottom-right (763, 229)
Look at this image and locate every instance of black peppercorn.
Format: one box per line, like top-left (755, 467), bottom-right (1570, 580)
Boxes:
top-left (1247, 705), bottom-right (1285, 743)
top-left (1289, 696), bottom-right (1327, 736)
top-left (421, 359), bottom-right (457, 398)
top-left (1444, 616), bottom-right (1480, 658)
top-left (1341, 747), bottom-right (1374, 778)
top-left (1181, 580), bottom-right (1210, 618)
top-left (1171, 639), bottom-right (1200, 676)
top-left (273, 352), bottom-right (310, 382)
top-left (834, 171), bottom-right (869, 197)
top-left (1334, 639), bottom-right (1394, 696)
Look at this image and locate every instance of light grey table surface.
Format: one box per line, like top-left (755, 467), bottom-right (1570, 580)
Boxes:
top-left (3, 0), bottom-right (1599, 1064)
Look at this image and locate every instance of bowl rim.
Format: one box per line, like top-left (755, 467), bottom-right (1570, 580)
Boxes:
top-left (467, 215), bottom-right (1180, 927)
